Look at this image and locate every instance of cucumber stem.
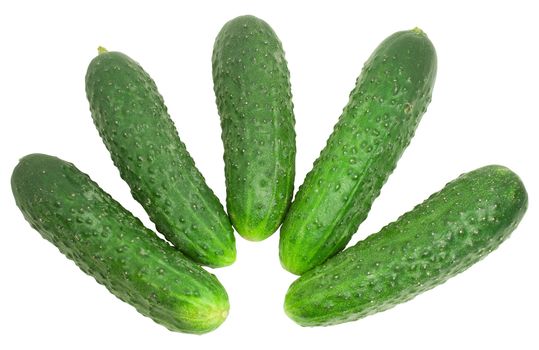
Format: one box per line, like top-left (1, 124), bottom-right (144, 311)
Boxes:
top-left (411, 27), bottom-right (424, 35)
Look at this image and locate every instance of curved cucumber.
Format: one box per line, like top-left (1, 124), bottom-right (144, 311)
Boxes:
top-left (85, 50), bottom-right (235, 267)
top-left (279, 29), bottom-right (437, 274)
top-left (11, 154), bottom-right (230, 334)
top-left (285, 165), bottom-right (528, 326)
top-left (212, 15), bottom-right (296, 241)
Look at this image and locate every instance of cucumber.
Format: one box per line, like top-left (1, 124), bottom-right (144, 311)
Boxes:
top-left (212, 15), bottom-right (296, 241)
top-left (284, 165), bottom-right (528, 326)
top-left (279, 28), bottom-right (437, 274)
top-left (11, 154), bottom-right (229, 334)
top-left (85, 49), bottom-right (235, 267)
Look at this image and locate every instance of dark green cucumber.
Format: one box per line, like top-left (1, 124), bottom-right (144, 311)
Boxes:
top-left (279, 28), bottom-right (437, 274)
top-left (85, 49), bottom-right (235, 267)
top-left (212, 15), bottom-right (296, 241)
top-left (11, 154), bottom-right (229, 334)
top-left (285, 165), bottom-right (528, 326)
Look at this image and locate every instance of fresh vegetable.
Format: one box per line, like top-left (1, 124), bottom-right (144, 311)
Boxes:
top-left (11, 154), bottom-right (230, 334)
top-left (284, 165), bottom-right (527, 326)
top-left (86, 49), bottom-right (235, 267)
top-left (280, 28), bottom-right (437, 274)
top-left (212, 15), bottom-right (296, 241)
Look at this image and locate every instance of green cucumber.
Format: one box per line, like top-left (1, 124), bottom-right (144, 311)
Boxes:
top-left (279, 28), bottom-right (437, 274)
top-left (285, 165), bottom-right (527, 326)
top-left (85, 49), bottom-right (235, 267)
top-left (212, 15), bottom-right (296, 241)
top-left (11, 154), bottom-right (229, 334)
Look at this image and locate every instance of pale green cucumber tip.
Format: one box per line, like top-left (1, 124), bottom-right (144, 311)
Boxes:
top-left (288, 268), bottom-right (303, 276)
top-left (183, 297), bottom-right (229, 334)
top-left (239, 233), bottom-right (270, 242)
top-left (214, 305), bottom-right (229, 325)
top-left (97, 46), bottom-right (108, 54)
top-left (280, 257), bottom-right (303, 276)
top-left (283, 292), bottom-right (304, 325)
top-left (213, 300), bottom-right (230, 328)
top-left (284, 302), bottom-right (294, 319)
top-left (235, 224), bottom-right (274, 242)
top-left (216, 249), bottom-right (237, 268)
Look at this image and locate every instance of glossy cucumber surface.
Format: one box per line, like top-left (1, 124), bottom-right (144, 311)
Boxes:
top-left (280, 29), bottom-right (437, 274)
top-left (213, 15), bottom-right (296, 241)
top-left (285, 165), bottom-right (527, 326)
top-left (12, 154), bottom-right (230, 334)
top-left (86, 50), bottom-right (235, 267)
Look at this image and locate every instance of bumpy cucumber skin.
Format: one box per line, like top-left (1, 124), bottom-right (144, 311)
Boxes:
top-left (279, 29), bottom-right (437, 274)
top-left (11, 154), bottom-right (229, 334)
top-left (212, 15), bottom-right (296, 241)
top-left (285, 165), bottom-right (528, 326)
top-left (85, 51), bottom-right (235, 267)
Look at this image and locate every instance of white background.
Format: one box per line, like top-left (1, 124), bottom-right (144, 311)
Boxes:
top-left (1, 0), bottom-right (538, 349)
